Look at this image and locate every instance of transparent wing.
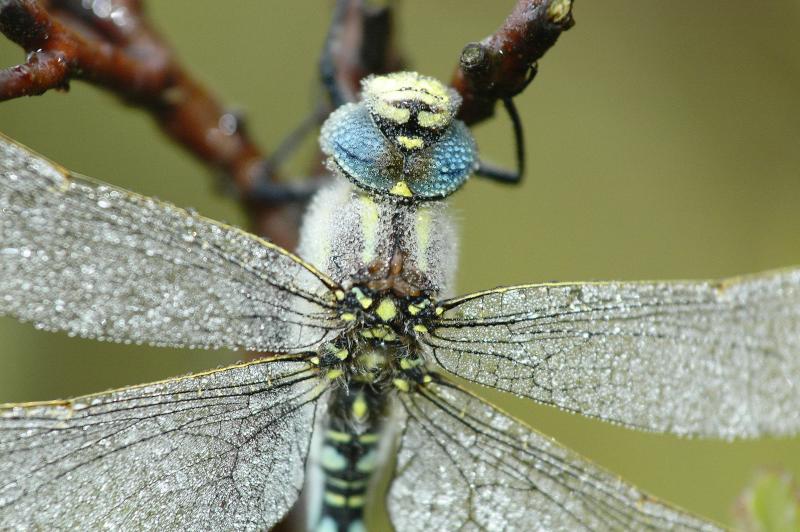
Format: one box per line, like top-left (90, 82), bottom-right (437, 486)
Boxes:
top-left (422, 269), bottom-right (800, 438)
top-left (0, 357), bottom-right (322, 530)
top-left (0, 133), bottom-right (342, 352)
top-left (389, 380), bottom-right (720, 532)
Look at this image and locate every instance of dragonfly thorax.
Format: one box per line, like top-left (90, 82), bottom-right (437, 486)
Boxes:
top-left (314, 284), bottom-right (438, 390)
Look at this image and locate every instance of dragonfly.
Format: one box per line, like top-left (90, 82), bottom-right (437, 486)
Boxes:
top-left (0, 71), bottom-right (799, 532)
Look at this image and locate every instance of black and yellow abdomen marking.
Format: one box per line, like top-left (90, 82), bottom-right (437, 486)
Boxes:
top-left (313, 382), bottom-right (387, 532)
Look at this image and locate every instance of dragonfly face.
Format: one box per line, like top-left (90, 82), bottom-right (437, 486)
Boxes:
top-left (1, 72), bottom-right (799, 532)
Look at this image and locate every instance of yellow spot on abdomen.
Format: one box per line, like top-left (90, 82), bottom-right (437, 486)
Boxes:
top-left (352, 392), bottom-right (368, 421)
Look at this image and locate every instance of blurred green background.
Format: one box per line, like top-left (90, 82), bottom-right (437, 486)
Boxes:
top-left (1, 1), bottom-right (798, 528)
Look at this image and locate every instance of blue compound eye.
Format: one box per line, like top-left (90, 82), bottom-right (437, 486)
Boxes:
top-left (319, 72), bottom-right (478, 201)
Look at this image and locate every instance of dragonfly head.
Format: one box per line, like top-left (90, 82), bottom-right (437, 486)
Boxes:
top-left (320, 71), bottom-right (478, 201)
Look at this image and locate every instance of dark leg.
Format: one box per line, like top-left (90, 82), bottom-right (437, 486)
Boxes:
top-left (474, 96), bottom-right (526, 185)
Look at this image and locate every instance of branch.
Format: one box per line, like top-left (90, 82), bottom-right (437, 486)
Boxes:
top-left (451, 0), bottom-right (575, 125)
top-left (0, 0), bottom-right (297, 245)
top-left (0, 0), bottom-right (402, 250)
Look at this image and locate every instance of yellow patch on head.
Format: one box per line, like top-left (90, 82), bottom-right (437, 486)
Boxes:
top-left (417, 110), bottom-right (449, 129)
top-left (389, 180), bottom-right (413, 197)
top-left (363, 72), bottom-right (453, 113)
top-left (396, 135), bottom-right (424, 150)
top-left (373, 99), bottom-right (410, 124)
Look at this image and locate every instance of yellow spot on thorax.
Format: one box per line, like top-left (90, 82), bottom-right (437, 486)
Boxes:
top-left (375, 298), bottom-right (397, 322)
top-left (326, 369), bottom-right (344, 381)
top-left (351, 287), bottom-right (373, 309)
top-left (415, 208), bottom-right (433, 271)
top-left (392, 378), bottom-right (410, 392)
top-left (399, 357), bottom-right (422, 370)
top-left (359, 195), bottom-right (380, 264)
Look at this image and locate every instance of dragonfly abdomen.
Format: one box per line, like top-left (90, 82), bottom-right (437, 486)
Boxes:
top-left (310, 381), bottom-right (388, 532)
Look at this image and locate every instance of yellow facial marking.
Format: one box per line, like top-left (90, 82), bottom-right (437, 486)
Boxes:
top-left (396, 135), bottom-right (425, 150)
top-left (422, 375), bottom-right (433, 384)
top-left (375, 298), bottom-right (397, 322)
top-left (373, 99), bottom-right (410, 124)
top-left (417, 110), bottom-right (449, 129)
top-left (352, 392), bottom-right (368, 421)
top-left (309, 356), bottom-right (320, 365)
top-left (435, 306), bottom-right (444, 316)
top-left (334, 349), bottom-right (349, 361)
top-left (413, 324), bottom-right (428, 334)
top-left (389, 180), bottom-right (413, 197)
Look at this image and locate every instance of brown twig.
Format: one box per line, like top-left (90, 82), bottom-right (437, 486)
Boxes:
top-left (0, 0), bottom-right (300, 247)
top-left (0, 0), bottom-right (402, 249)
top-left (0, 0), bottom-right (572, 246)
top-left (452, 0), bottom-right (575, 125)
